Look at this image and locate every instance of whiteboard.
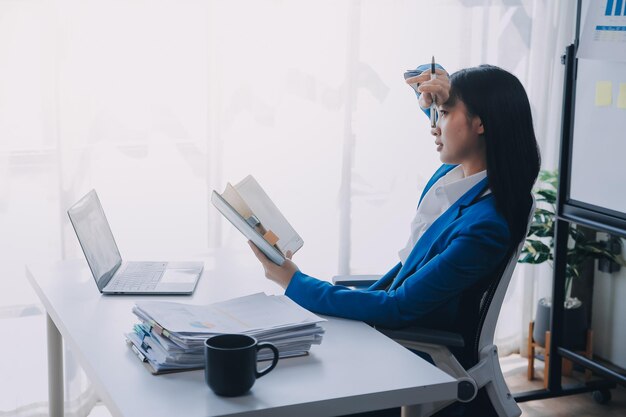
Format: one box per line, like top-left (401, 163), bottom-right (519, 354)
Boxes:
top-left (569, 59), bottom-right (626, 214)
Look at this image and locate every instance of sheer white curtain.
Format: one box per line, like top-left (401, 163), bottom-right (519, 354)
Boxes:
top-left (495, 0), bottom-right (576, 357)
top-left (0, 0), bottom-right (573, 414)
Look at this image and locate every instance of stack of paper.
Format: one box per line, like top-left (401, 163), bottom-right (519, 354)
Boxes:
top-left (125, 293), bottom-right (326, 374)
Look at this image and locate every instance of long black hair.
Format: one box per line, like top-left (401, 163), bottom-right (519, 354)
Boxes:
top-left (447, 65), bottom-right (540, 245)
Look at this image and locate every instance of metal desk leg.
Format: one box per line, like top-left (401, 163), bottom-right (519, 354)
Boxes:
top-left (47, 313), bottom-right (64, 417)
top-left (402, 404), bottom-right (428, 417)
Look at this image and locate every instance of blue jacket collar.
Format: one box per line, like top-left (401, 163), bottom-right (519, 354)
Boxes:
top-left (418, 164), bottom-right (456, 207)
top-left (390, 175), bottom-right (491, 290)
top-left (418, 164), bottom-right (489, 210)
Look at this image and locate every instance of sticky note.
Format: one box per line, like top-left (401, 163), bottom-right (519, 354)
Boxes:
top-left (263, 230), bottom-right (279, 246)
top-left (618, 83), bottom-right (626, 109)
top-left (595, 81), bottom-right (612, 107)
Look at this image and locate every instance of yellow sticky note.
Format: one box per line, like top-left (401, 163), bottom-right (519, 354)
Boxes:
top-left (618, 83), bottom-right (626, 109)
top-left (595, 81), bottom-right (612, 107)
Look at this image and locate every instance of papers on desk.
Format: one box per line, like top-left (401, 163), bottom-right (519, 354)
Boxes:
top-left (125, 293), bottom-right (326, 374)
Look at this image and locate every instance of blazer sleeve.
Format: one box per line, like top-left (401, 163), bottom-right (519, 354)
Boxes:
top-left (284, 217), bottom-right (510, 328)
top-left (367, 262), bottom-right (401, 291)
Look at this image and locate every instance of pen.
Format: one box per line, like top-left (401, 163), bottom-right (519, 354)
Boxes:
top-left (430, 56), bottom-right (437, 128)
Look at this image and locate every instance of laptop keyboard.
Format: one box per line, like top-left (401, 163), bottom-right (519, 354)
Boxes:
top-left (108, 262), bottom-right (167, 292)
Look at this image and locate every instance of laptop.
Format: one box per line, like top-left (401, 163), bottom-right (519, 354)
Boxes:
top-left (67, 189), bottom-right (203, 295)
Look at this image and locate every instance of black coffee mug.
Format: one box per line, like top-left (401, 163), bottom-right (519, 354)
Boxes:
top-left (204, 334), bottom-right (279, 396)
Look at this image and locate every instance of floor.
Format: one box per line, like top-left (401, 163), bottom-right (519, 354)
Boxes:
top-left (87, 354), bottom-right (626, 417)
top-left (502, 354), bottom-right (626, 416)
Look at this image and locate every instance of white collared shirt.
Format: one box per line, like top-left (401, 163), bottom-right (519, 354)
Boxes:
top-left (398, 165), bottom-right (488, 264)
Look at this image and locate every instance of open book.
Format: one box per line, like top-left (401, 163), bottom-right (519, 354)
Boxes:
top-left (211, 175), bottom-right (303, 265)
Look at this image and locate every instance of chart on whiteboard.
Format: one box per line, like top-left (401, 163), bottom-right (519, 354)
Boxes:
top-left (578, 0), bottom-right (626, 61)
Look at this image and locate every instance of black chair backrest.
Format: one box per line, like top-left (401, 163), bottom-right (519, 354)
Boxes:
top-left (451, 249), bottom-right (514, 369)
top-left (453, 196), bottom-right (535, 369)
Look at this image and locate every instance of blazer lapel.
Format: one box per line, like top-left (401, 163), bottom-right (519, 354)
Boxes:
top-left (389, 177), bottom-right (490, 291)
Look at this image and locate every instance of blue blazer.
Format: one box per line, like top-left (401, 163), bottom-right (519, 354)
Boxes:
top-left (285, 164), bottom-right (512, 329)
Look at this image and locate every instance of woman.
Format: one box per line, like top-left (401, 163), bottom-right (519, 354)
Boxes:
top-left (249, 64), bottom-right (540, 337)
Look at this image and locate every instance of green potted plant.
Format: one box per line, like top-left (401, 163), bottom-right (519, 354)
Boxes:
top-left (519, 170), bottom-right (626, 349)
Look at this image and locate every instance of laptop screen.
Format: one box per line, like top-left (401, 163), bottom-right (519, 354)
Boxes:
top-left (67, 190), bottom-right (122, 290)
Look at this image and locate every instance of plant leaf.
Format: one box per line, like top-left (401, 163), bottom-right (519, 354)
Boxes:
top-left (535, 189), bottom-right (557, 204)
top-left (538, 170), bottom-right (558, 189)
top-left (519, 239), bottom-right (551, 264)
top-left (569, 227), bottom-right (587, 244)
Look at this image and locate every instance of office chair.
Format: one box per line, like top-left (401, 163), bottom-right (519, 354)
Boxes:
top-left (335, 197), bottom-right (535, 417)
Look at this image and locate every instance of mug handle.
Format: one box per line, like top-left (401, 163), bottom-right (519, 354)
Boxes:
top-left (255, 342), bottom-right (279, 378)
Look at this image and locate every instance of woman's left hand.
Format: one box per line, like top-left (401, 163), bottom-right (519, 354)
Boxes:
top-left (405, 68), bottom-right (450, 109)
top-left (248, 241), bottom-right (299, 289)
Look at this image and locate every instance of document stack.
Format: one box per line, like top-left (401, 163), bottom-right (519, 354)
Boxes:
top-left (125, 292), bottom-right (326, 374)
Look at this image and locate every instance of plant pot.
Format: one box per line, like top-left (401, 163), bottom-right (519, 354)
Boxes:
top-left (533, 297), bottom-right (588, 350)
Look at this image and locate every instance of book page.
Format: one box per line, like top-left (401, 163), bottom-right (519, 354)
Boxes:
top-left (234, 175), bottom-right (304, 255)
top-left (211, 191), bottom-right (285, 265)
top-left (221, 183), bottom-right (253, 218)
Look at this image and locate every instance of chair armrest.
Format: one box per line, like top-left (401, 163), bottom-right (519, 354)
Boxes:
top-left (331, 274), bottom-right (381, 287)
top-left (375, 325), bottom-right (465, 348)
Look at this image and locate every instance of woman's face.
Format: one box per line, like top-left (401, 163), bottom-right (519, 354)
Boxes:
top-left (432, 98), bottom-right (485, 170)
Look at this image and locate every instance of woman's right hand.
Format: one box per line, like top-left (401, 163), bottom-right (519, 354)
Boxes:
top-left (405, 68), bottom-right (450, 109)
top-left (248, 241), bottom-right (299, 290)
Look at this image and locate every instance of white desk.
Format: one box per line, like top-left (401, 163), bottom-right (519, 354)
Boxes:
top-left (26, 250), bottom-right (457, 417)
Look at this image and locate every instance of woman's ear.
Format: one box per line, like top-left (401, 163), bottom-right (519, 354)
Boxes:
top-left (473, 117), bottom-right (485, 135)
